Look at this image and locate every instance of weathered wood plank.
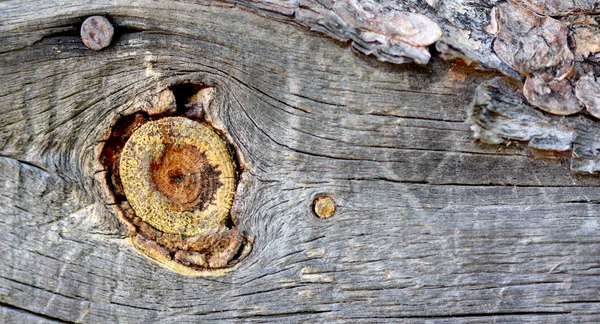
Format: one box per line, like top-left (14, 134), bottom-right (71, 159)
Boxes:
top-left (2, 0), bottom-right (600, 322)
top-left (1, 305), bottom-right (61, 324)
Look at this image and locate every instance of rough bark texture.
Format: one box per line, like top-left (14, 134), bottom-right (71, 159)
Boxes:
top-left (2, 0), bottom-right (600, 322)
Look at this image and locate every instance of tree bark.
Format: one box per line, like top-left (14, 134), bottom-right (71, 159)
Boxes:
top-left (2, 0), bottom-right (600, 322)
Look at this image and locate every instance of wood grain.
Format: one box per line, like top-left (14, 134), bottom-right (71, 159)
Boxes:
top-left (2, 0), bottom-right (600, 322)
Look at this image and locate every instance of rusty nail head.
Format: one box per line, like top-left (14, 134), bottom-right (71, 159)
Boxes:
top-left (314, 196), bottom-right (336, 219)
top-left (81, 16), bottom-right (114, 51)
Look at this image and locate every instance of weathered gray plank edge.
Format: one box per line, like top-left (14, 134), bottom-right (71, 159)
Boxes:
top-left (1, 304), bottom-right (65, 324)
top-left (2, 0), bottom-right (600, 323)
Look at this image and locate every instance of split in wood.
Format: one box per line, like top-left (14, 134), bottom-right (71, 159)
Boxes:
top-left (99, 83), bottom-right (250, 275)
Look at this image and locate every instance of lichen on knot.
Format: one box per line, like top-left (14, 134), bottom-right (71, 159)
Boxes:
top-left (119, 116), bottom-right (236, 237)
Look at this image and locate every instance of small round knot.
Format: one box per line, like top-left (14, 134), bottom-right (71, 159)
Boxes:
top-left (314, 196), bottom-right (336, 219)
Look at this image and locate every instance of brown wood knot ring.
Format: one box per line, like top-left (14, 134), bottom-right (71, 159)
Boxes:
top-left (120, 117), bottom-right (235, 236)
top-left (99, 86), bottom-right (250, 275)
top-left (117, 116), bottom-right (249, 275)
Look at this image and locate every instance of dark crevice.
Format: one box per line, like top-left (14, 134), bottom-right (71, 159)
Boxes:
top-left (169, 82), bottom-right (204, 115)
top-left (234, 309), bottom-right (334, 319)
top-left (111, 24), bottom-right (148, 45)
top-left (100, 111), bottom-right (150, 204)
top-left (344, 311), bottom-right (571, 319)
top-left (85, 15), bottom-right (148, 46)
top-left (0, 154), bottom-right (57, 177)
top-left (45, 28), bottom-right (80, 39)
top-left (25, 16), bottom-right (149, 51)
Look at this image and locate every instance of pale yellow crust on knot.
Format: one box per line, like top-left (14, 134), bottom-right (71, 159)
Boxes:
top-left (119, 117), bottom-right (236, 237)
top-left (314, 196), bottom-right (336, 219)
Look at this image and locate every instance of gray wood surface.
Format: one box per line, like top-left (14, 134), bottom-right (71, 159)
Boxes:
top-left (2, 0), bottom-right (600, 322)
